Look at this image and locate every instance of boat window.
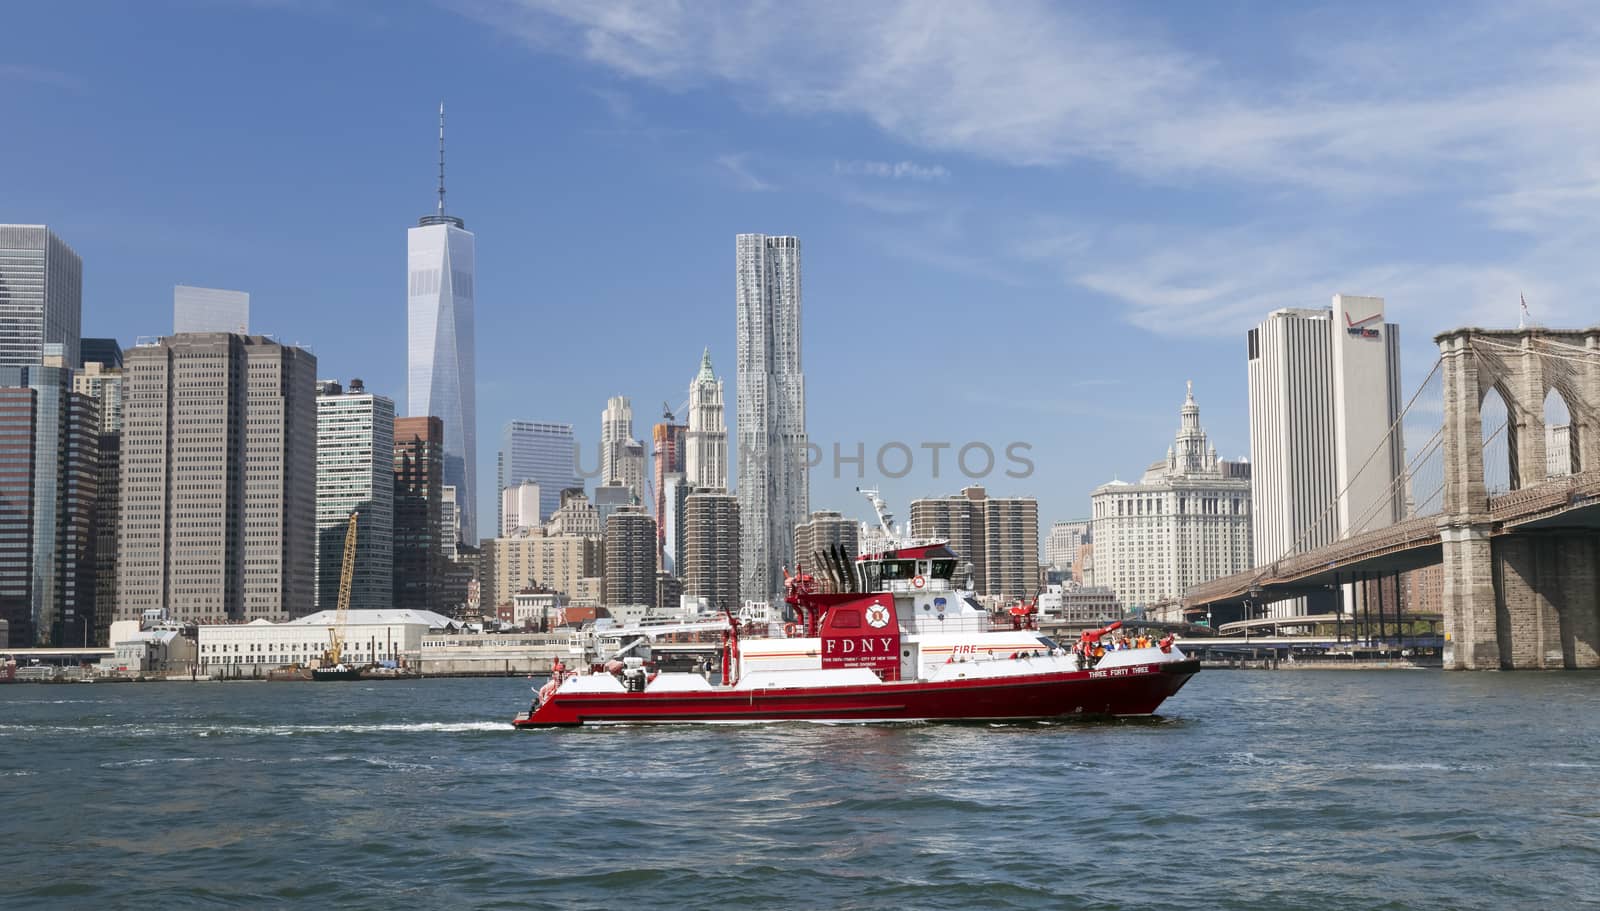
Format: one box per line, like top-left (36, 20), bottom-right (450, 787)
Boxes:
top-left (859, 562), bottom-right (882, 591)
top-left (831, 610), bottom-right (861, 629)
top-left (931, 559), bottom-right (956, 580)
top-left (880, 560), bottom-right (918, 580)
top-left (1036, 637), bottom-right (1058, 650)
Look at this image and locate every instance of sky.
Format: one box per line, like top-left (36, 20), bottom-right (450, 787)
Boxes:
top-left (6, 0), bottom-right (1598, 536)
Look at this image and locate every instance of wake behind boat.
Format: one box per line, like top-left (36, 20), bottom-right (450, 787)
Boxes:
top-left (513, 492), bottom-right (1197, 727)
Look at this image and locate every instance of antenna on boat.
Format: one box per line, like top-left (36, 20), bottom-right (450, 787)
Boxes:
top-left (858, 487), bottom-right (897, 544)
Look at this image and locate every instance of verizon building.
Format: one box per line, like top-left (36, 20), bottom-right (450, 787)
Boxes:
top-left (1247, 295), bottom-right (1403, 615)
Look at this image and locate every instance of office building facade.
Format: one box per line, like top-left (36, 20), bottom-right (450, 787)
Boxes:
top-left (393, 416), bottom-right (444, 613)
top-left (0, 225), bottom-right (82, 369)
top-left (498, 420), bottom-right (580, 528)
top-left (911, 486), bottom-right (1040, 600)
top-left (0, 354), bottom-right (100, 647)
top-left (1090, 384), bottom-right (1253, 609)
top-left (1045, 520), bottom-right (1091, 572)
top-left (173, 285), bottom-right (249, 334)
top-left (682, 492), bottom-right (740, 610)
top-left (1248, 296), bottom-right (1402, 615)
top-left (119, 333), bottom-right (317, 624)
top-left (603, 506), bottom-right (657, 608)
top-left (793, 510), bottom-right (860, 593)
top-left (652, 419), bottom-right (685, 560)
top-left (315, 379), bottom-right (395, 612)
top-left (501, 480), bottom-right (541, 536)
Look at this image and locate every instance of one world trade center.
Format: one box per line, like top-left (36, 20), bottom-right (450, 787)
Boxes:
top-left (408, 103), bottom-right (477, 545)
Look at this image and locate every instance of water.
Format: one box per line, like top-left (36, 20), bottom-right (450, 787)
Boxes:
top-left (2, 672), bottom-right (1597, 910)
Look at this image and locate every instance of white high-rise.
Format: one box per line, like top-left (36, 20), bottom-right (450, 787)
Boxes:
top-left (1248, 295), bottom-right (1402, 615)
top-left (174, 285), bottom-right (249, 334)
top-left (407, 104), bottom-right (477, 545)
top-left (685, 348), bottom-right (728, 490)
top-left (735, 234), bottom-right (809, 603)
top-left (0, 225), bottom-right (81, 369)
top-left (501, 480), bottom-right (541, 536)
top-left (600, 395), bottom-right (644, 502)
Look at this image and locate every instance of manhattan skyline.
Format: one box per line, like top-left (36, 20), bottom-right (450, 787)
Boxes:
top-left (6, 2), bottom-right (1591, 530)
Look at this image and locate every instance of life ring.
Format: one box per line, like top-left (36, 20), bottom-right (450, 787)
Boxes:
top-left (911, 574), bottom-right (926, 589)
top-left (784, 622), bottom-right (799, 637)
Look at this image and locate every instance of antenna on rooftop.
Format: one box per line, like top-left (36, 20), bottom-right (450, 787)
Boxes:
top-left (437, 101), bottom-right (447, 216)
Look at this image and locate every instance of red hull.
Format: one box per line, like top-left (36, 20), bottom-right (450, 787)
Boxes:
top-left (513, 659), bottom-right (1199, 727)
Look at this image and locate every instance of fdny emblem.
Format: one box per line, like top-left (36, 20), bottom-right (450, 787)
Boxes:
top-left (865, 604), bottom-right (891, 629)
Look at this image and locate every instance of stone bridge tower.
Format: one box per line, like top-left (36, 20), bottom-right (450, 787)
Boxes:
top-left (1436, 327), bottom-right (1600, 669)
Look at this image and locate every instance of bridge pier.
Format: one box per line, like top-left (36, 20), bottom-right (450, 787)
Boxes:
top-left (1494, 531), bottom-right (1600, 669)
top-left (1441, 523), bottom-right (1500, 669)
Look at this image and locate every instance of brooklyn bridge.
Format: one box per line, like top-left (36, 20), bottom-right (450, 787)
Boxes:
top-left (1184, 326), bottom-right (1600, 670)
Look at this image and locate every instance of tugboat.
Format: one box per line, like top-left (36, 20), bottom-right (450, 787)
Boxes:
top-left (513, 492), bottom-right (1198, 727)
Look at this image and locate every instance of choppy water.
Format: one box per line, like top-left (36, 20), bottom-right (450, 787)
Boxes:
top-left (2, 671), bottom-right (1597, 910)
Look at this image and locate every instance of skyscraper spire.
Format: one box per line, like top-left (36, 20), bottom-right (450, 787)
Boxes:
top-left (437, 101), bottom-right (447, 216)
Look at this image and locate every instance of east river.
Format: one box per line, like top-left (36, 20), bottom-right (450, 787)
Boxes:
top-left (2, 671), bottom-right (1597, 910)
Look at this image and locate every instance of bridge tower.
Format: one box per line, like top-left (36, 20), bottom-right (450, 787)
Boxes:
top-left (1435, 327), bottom-right (1600, 669)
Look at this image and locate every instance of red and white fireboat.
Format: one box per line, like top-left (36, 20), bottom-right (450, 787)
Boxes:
top-left (513, 497), bottom-right (1198, 728)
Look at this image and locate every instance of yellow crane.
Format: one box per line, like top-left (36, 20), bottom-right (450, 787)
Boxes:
top-left (325, 510), bottom-right (359, 667)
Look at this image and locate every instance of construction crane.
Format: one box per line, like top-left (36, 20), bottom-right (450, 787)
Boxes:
top-left (325, 511), bottom-right (359, 666)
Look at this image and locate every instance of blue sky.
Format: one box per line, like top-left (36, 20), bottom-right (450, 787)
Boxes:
top-left (6, 1), bottom-right (1596, 534)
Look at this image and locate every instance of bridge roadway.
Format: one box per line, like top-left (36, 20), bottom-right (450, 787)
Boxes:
top-left (1184, 470), bottom-right (1600, 612)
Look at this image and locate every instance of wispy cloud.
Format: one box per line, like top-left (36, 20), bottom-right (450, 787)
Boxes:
top-left (714, 153), bottom-right (774, 192)
top-left (459, 2), bottom-right (1600, 193)
top-left (834, 160), bottom-right (949, 182)
top-left (460, 1), bottom-right (1600, 338)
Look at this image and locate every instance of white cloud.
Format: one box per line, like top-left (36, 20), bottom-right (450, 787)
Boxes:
top-left (460, 1), bottom-right (1600, 339)
top-left (834, 160), bottom-right (949, 181)
top-left (461, 2), bottom-right (1600, 194)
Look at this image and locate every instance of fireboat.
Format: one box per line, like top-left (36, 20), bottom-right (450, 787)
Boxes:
top-left (512, 491), bottom-right (1198, 727)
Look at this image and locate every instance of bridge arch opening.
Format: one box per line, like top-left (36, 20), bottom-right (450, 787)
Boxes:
top-left (1480, 385), bottom-right (1514, 494)
top-left (1543, 387), bottom-right (1575, 478)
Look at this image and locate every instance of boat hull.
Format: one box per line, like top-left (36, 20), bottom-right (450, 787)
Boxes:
top-left (310, 667), bottom-right (364, 681)
top-left (513, 659), bottom-right (1199, 727)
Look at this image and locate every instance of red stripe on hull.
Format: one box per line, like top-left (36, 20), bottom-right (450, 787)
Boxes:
top-left (513, 660), bottom-right (1199, 727)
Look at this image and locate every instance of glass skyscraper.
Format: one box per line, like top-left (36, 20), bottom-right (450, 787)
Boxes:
top-left (315, 380), bottom-right (395, 612)
top-left (0, 225), bottom-right (82, 369)
top-left (499, 421), bottom-right (581, 529)
top-left (407, 106), bottom-right (477, 545)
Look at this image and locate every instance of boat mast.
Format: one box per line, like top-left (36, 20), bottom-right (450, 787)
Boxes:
top-left (859, 487), bottom-right (898, 546)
